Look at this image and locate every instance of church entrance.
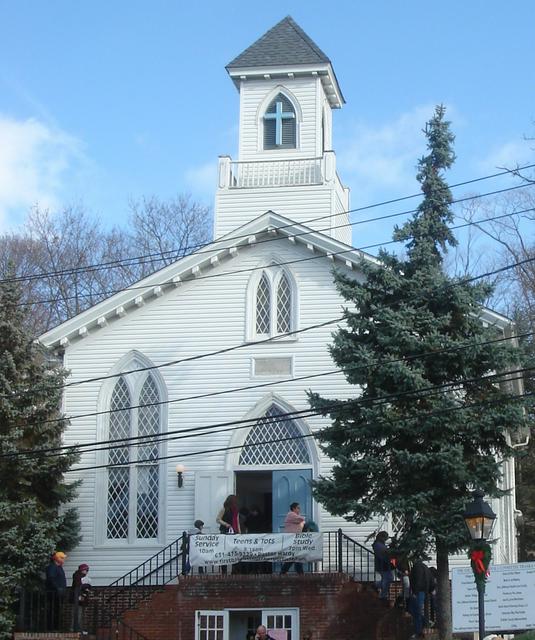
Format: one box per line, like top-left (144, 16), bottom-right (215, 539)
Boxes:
top-left (194, 403), bottom-right (316, 535)
top-left (235, 469), bottom-right (313, 533)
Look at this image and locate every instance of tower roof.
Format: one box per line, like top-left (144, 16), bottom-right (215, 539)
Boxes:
top-left (227, 16), bottom-right (330, 69)
top-left (226, 16), bottom-right (344, 107)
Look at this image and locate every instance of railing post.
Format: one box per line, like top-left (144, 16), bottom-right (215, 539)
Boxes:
top-left (218, 156), bottom-right (231, 188)
top-left (181, 531), bottom-right (188, 575)
top-left (337, 528), bottom-right (343, 573)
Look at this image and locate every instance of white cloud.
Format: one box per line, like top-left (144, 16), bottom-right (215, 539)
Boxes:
top-left (183, 161), bottom-right (218, 204)
top-left (0, 115), bottom-right (84, 229)
top-left (477, 138), bottom-right (534, 174)
top-left (337, 105), bottom-right (443, 206)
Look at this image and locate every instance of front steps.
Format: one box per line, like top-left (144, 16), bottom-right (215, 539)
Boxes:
top-left (114, 573), bottom-right (412, 640)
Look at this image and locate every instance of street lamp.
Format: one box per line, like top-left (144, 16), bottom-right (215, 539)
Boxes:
top-left (463, 490), bottom-right (497, 640)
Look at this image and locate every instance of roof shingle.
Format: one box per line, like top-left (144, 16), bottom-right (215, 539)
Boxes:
top-left (227, 16), bottom-right (330, 69)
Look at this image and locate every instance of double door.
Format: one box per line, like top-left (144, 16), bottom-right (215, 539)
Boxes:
top-left (195, 608), bottom-right (299, 640)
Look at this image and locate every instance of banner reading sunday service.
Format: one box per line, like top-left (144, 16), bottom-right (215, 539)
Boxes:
top-left (189, 533), bottom-right (323, 567)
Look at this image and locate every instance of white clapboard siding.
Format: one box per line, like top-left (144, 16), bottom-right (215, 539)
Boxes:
top-left (57, 236), bottom-right (517, 583)
top-left (214, 184), bottom-right (350, 243)
top-left (239, 77), bottom-right (324, 161)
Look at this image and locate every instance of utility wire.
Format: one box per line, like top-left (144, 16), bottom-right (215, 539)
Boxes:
top-left (7, 361), bottom-right (532, 460)
top-left (7, 252), bottom-right (534, 402)
top-left (66, 387), bottom-right (534, 474)
top-left (13, 328), bottom-right (532, 432)
top-left (37, 370), bottom-right (534, 462)
top-left (6, 328), bottom-right (531, 456)
top-left (3, 163), bottom-right (534, 285)
top-left (13, 182), bottom-right (533, 307)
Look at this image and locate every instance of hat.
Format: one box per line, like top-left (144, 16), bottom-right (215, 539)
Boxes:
top-left (54, 552), bottom-right (67, 560)
top-left (79, 563), bottom-right (89, 571)
top-left (194, 520), bottom-right (205, 529)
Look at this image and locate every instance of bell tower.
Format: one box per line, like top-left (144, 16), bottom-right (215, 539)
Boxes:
top-left (214, 16), bottom-right (351, 244)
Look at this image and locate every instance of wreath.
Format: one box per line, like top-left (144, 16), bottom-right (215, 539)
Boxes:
top-left (468, 541), bottom-right (492, 586)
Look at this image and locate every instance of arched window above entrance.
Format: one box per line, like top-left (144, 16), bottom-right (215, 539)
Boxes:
top-left (239, 405), bottom-right (311, 466)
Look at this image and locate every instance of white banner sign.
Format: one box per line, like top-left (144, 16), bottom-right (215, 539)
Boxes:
top-left (189, 533), bottom-right (323, 567)
top-left (452, 562), bottom-right (535, 632)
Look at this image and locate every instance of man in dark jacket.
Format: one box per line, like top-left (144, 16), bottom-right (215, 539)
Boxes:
top-left (409, 559), bottom-right (431, 638)
top-left (45, 551), bottom-right (67, 630)
top-left (372, 531), bottom-right (392, 600)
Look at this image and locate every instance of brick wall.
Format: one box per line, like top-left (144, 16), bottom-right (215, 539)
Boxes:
top-left (121, 574), bottom-right (410, 640)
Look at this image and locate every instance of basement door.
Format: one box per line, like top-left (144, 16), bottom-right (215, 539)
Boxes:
top-left (195, 610), bottom-right (229, 640)
top-left (262, 608), bottom-right (299, 640)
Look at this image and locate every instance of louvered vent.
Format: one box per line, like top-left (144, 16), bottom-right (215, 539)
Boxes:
top-left (264, 94), bottom-right (296, 149)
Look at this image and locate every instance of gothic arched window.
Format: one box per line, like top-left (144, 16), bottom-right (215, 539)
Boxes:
top-left (239, 405), bottom-right (311, 466)
top-left (252, 267), bottom-right (296, 339)
top-left (106, 372), bottom-right (162, 541)
top-left (263, 93), bottom-right (296, 150)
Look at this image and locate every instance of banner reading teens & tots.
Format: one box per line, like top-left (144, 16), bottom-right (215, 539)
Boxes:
top-left (189, 533), bottom-right (323, 567)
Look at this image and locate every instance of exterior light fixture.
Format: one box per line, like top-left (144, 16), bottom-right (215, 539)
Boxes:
top-left (176, 463), bottom-right (185, 488)
top-left (462, 490), bottom-right (497, 640)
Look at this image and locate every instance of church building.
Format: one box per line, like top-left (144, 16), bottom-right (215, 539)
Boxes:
top-left (40, 15), bottom-right (519, 616)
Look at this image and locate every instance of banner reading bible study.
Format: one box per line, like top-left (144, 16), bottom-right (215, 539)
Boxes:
top-left (189, 533), bottom-right (323, 567)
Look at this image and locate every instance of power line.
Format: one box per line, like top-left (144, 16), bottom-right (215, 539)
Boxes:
top-left (7, 252), bottom-right (534, 403)
top-left (8, 360), bottom-right (532, 460)
top-left (13, 182), bottom-right (534, 307)
top-left (42, 370), bottom-right (534, 462)
top-left (3, 163), bottom-right (534, 286)
top-left (20, 329), bottom-right (533, 430)
top-left (66, 387), bottom-right (533, 474)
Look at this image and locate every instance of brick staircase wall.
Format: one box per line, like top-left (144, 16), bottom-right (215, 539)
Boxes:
top-left (120, 574), bottom-right (412, 640)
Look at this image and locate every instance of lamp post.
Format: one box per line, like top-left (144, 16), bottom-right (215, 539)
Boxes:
top-left (463, 490), bottom-right (497, 640)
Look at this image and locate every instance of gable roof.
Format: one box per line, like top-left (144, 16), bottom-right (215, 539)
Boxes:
top-left (227, 16), bottom-right (330, 69)
top-left (39, 212), bottom-right (376, 349)
top-left (39, 211), bottom-right (512, 350)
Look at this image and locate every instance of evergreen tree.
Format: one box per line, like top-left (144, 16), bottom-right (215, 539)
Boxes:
top-left (309, 106), bottom-right (528, 640)
top-left (0, 265), bottom-right (80, 639)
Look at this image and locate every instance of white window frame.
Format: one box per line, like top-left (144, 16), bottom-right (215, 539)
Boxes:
top-left (246, 265), bottom-right (299, 343)
top-left (95, 351), bottom-right (167, 548)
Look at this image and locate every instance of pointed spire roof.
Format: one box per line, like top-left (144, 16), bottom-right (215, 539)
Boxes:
top-left (226, 16), bottom-right (344, 107)
top-left (227, 16), bottom-right (330, 69)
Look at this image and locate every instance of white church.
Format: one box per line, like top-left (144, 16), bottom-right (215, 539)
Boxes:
top-left (41, 16), bottom-right (519, 587)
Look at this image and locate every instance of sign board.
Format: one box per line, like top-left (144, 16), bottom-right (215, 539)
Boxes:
top-left (452, 562), bottom-right (535, 632)
top-left (189, 533), bottom-right (323, 567)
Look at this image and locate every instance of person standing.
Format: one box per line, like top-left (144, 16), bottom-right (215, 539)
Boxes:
top-left (45, 551), bottom-right (67, 630)
top-left (255, 624), bottom-right (275, 640)
top-left (372, 531), bottom-right (392, 601)
top-left (186, 520), bottom-right (205, 575)
top-left (216, 494), bottom-right (241, 534)
top-left (280, 502), bottom-right (305, 575)
top-left (70, 563), bottom-right (90, 633)
top-left (409, 558), bottom-right (431, 639)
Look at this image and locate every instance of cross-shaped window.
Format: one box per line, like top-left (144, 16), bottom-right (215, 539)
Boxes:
top-left (264, 93), bottom-right (296, 149)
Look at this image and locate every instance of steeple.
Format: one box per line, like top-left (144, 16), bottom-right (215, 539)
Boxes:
top-left (214, 17), bottom-right (350, 244)
top-left (226, 16), bottom-right (344, 108)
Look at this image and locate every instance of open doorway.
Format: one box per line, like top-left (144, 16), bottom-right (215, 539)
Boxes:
top-left (228, 610), bottom-right (261, 640)
top-left (235, 471), bottom-right (272, 533)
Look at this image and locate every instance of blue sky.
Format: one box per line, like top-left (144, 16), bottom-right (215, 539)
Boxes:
top-left (0, 0), bottom-right (533, 248)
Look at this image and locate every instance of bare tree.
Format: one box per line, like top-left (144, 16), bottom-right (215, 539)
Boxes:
top-left (128, 194), bottom-right (212, 278)
top-left (0, 195), bottom-right (212, 335)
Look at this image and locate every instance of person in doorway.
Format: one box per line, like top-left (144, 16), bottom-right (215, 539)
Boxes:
top-left (409, 558), bottom-right (431, 639)
top-left (280, 502), bottom-right (305, 575)
top-left (217, 494), bottom-right (241, 534)
top-left (255, 624), bottom-right (275, 640)
top-left (45, 551), bottom-right (67, 630)
top-left (372, 531), bottom-right (393, 601)
top-left (70, 563), bottom-right (89, 632)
